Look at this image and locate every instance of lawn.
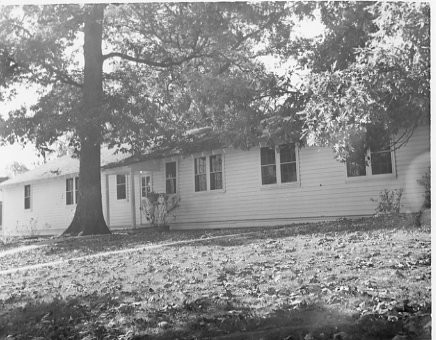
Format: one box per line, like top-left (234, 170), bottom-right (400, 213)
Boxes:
top-left (0, 215), bottom-right (431, 340)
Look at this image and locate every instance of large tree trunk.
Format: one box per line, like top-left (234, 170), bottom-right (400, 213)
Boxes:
top-left (64, 5), bottom-right (110, 236)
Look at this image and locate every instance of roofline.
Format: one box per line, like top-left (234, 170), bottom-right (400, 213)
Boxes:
top-left (0, 171), bottom-right (80, 188)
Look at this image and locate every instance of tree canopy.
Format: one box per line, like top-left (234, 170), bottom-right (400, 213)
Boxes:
top-left (0, 2), bottom-right (430, 234)
top-left (276, 2), bottom-right (430, 159)
top-left (0, 3), bottom-right (294, 234)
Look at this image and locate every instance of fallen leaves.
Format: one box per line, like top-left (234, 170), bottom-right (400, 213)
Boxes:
top-left (0, 216), bottom-right (431, 339)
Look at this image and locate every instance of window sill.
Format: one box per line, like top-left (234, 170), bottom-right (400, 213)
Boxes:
top-left (193, 188), bottom-right (226, 194)
top-left (260, 182), bottom-right (300, 190)
top-left (346, 173), bottom-right (397, 183)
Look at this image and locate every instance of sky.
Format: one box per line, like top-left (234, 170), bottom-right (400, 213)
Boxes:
top-left (0, 4), bottom-right (325, 177)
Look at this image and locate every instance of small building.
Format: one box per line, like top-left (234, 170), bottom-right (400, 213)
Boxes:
top-left (0, 125), bottom-right (430, 236)
top-left (0, 176), bottom-right (10, 232)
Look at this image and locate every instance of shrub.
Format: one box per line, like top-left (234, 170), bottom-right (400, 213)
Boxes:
top-left (417, 167), bottom-right (430, 209)
top-left (371, 188), bottom-right (403, 215)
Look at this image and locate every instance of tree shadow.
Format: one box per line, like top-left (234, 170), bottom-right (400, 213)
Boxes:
top-left (168, 214), bottom-right (422, 249)
top-left (1, 293), bottom-right (430, 340)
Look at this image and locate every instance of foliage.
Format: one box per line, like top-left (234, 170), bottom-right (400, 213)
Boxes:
top-left (0, 3), bottom-right (294, 234)
top-left (371, 188), bottom-right (403, 215)
top-left (276, 2), bottom-right (430, 160)
top-left (6, 160), bottom-right (28, 176)
top-left (417, 167), bottom-right (430, 209)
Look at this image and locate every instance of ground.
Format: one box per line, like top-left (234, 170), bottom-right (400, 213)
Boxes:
top-left (0, 215), bottom-right (431, 340)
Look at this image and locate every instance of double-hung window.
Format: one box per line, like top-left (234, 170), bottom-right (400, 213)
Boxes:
top-left (66, 177), bottom-right (80, 205)
top-left (194, 154), bottom-right (224, 192)
top-left (116, 174), bottom-right (127, 200)
top-left (210, 155), bottom-right (223, 190)
top-left (24, 184), bottom-right (31, 210)
top-left (166, 162), bottom-right (177, 194)
top-left (66, 178), bottom-right (74, 205)
top-left (346, 145), bottom-right (393, 178)
top-left (194, 157), bottom-right (207, 192)
top-left (261, 144), bottom-right (298, 185)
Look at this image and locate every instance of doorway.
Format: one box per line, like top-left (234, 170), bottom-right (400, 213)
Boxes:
top-left (139, 173), bottom-right (153, 225)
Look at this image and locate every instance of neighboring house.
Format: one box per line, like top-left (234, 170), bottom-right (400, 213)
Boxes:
top-left (0, 176), bottom-right (10, 232)
top-left (0, 125), bottom-right (430, 236)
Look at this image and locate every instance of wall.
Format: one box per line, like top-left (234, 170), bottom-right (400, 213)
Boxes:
top-left (2, 175), bottom-right (79, 236)
top-left (1, 125), bottom-right (429, 236)
top-left (169, 125), bottom-right (430, 229)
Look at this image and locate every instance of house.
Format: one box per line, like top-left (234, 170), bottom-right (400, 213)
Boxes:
top-left (0, 176), bottom-right (9, 232)
top-left (0, 125), bottom-right (430, 236)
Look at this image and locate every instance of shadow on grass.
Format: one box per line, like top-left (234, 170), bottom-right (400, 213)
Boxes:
top-left (169, 214), bottom-right (422, 249)
top-left (2, 292), bottom-right (428, 340)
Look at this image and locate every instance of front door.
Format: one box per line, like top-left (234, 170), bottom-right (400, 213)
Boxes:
top-left (140, 174), bottom-right (153, 225)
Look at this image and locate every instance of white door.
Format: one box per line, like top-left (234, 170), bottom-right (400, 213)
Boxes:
top-left (139, 174), bottom-right (152, 225)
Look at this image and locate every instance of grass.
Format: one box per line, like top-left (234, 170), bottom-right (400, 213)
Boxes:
top-left (0, 214), bottom-right (431, 340)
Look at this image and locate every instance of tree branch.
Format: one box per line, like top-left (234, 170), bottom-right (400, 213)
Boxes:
top-left (43, 62), bottom-right (83, 88)
top-left (102, 51), bottom-right (206, 67)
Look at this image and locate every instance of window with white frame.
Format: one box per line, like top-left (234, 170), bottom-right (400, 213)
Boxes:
top-left (75, 177), bottom-right (79, 203)
top-left (141, 175), bottom-right (152, 197)
top-left (346, 145), bottom-right (393, 178)
top-left (116, 174), bottom-right (127, 200)
top-left (194, 157), bottom-right (207, 192)
top-left (66, 177), bottom-right (79, 205)
top-left (24, 184), bottom-right (31, 209)
top-left (166, 162), bottom-right (177, 194)
top-left (210, 155), bottom-right (223, 190)
top-left (261, 144), bottom-right (298, 185)
top-left (193, 154), bottom-right (224, 192)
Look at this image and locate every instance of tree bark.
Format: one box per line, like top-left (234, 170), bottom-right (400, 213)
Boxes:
top-left (64, 5), bottom-right (110, 236)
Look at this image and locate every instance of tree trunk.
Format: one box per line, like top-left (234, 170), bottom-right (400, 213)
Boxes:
top-left (64, 5), bottom-right (110, 236)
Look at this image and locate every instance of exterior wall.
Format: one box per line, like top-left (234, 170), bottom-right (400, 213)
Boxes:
top-left (1, 176), bottom-right (78, 236)
top-left (169, 125), bottom-right (430, 229)
top-left (1, 125), bottom-right (429, 236)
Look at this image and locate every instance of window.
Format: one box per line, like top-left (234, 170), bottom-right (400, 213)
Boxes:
top-left (371, 149), bottom-right (393, 175)
top-left (210, 155), bottom-right (223, 190)
top-left (279, 144), bottom-right (297, 183)
top-left (66, 177), bottom-right (80, 205)
top-left (66, 178), bottom-right (74, 205)
top-left (193, 154), bottom-right (224, 192)
top-left (346, 148), bottom-right (367, 177)
top-left (261, 144), bottom-right (298, 185)
top-left (24, 184), bottom-right (31, 210)
top-left (166, 162), bottom-right (177, 194)
top-left (346, 146), bottom-right (393, 178)
top-left (141, 175), bottom-right (152, 197)
top-left (116, 174), bottom-right (127, 200)
top-left (261, 147), bottom-right (276, 185)
top-left (75, 177), bottom-right (79, 203)
top-left (194, 157), bottom-right (207, 192)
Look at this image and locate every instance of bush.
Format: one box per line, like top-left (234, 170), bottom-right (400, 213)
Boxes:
top-left (371, 188), bottom-right (403, 215)
top-left (417, 167), bottom-right (430, 208)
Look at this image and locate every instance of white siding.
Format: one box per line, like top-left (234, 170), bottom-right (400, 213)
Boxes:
top-left (168, 125), bottom-right (430, 229)
top-left (2, 126), bottom-right (429, 236)
top-left (2, 176), bottom-right (78, 236)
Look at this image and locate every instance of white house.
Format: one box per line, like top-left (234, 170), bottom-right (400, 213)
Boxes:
top-left (0, 125), bottom-right (430, 236)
